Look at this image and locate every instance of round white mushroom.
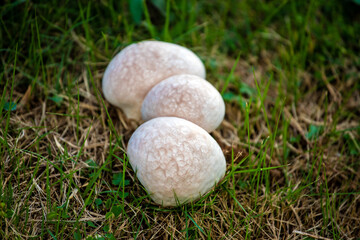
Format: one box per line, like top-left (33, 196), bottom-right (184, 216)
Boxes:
top-left (102, 41), bottom-right (206, 120)
top-left (141, 74), bottom-right (225, 132)
top-left (127, 117), bottom-right (226, 206)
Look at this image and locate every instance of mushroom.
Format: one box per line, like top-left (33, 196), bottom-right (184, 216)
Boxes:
top-left (127, 117), bottom-right (226, 206)
top-left (141, 74), bottom-right (225, 132)
top-left (102, 41), bottom-right (206, 120)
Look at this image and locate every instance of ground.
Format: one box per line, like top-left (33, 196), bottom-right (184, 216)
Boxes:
top-left (1, 0), bottom-right (360, 239)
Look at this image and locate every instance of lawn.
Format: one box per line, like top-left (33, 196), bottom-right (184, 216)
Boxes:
top-left (1, 0), bottom-right (360, 239)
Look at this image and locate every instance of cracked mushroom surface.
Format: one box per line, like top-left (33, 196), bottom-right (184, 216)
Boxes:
top-left (141, 74), bottom-right (225, 132)
top-left (102, 41), bottom-right (206, 120)
top-left (127, 117), bottom-right (226, 206)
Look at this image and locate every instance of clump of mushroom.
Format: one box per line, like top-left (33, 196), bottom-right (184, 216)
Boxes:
top-left (127, 117), bottom-right (226, 206)
top-left (102, 40), bottom-right (205, 120)
top-left (141, 74), bottom-right (225, 132)
top-left (103, 40), bottom-right (227, 206)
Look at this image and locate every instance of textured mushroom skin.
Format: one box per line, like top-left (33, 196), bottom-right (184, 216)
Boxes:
top-left (127, 117), bottom-right (226, 206)
top-left (102, 41), bottom-right (206, 120)
top-left (141, 74), bottom-right (225, 132)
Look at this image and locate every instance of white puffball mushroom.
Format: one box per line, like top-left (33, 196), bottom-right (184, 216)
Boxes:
top-left (102, 41), bottom-right (206, 120)
top-left (127, 117), bottom-right (226, 206)
top-left (141, 74), bottom-right (225, 132)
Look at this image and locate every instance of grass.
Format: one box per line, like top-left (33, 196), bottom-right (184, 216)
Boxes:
top-left (1, 0), bottom-right (360, 239)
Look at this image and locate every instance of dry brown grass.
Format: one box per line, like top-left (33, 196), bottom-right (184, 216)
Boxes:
top-left (1, 51), bottom-right (359, 239)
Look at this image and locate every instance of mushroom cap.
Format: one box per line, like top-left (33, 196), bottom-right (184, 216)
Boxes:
top-left (102, 41), bottom-right (206, 120)
top-left (141, 74), bottom-right (225, 132)
top-left (127, 117), bottom-right (226, 206)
